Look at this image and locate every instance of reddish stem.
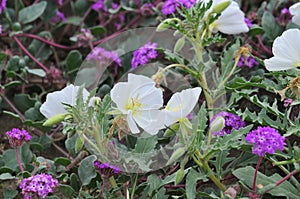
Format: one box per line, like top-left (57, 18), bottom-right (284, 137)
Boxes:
top-left (16, 33), bottom-right (78, 50)
top-left (252, 156), bottom-right (263, 193)
top-left (12, 36), bottom-right (49, 73)
top-left (264, 169), bottom-right (299, 194)
top-left (16, 147), bottom-right (24, 173)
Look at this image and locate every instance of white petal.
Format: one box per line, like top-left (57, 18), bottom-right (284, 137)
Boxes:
top-left (264, 57), bottom-right (297, 71)
top-left (163, 87), bottom-right (202, 126)
top-left (132, 84), bottom-right (163, 110)
top-left (40, 84), bottom-right (90, 119)
top-left (127, 110), bottom-right (140, 134)
top-left (289, 2), bottom-right (300, 26)
top-left (272, 29), bottom-right (300, 61)
top-left (128, 73), bottom-right (155, 85)
top-left (216, 1), bottom-right (249, 34)
top-left (110, 82), bottom-right (131, 113)
top-left (134, 110), bottom-right (164, 135)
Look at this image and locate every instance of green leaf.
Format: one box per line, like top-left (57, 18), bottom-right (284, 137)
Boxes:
top-left (59, 184), bottom-right (76, 197)
top-left (70, 173), bottom-right (81, 192)
top-left (3, 189), bottom-right (18, 199)
top-left (90, 26), bottom-right (106, 36)
top-left (233, 166), bottom-right (299, 199)
top-left (134, 136), bottom-right (157, 153)
top-left (26, 68), bottom-right (46, 77)
top-left (186, 168), bottom-right (208, 199)
top-left (66, 50), bottom-right (82, 72)
top-left (54, 157), bottom-right (71, 167)
top-left (0, 52), bottom-right (7, 63)
top-left (192, 103), bottom-right (207, 150)
top-left (19, 2), bottom-right (47, 24)
top-left (64, 16), bottom-right (82, 25)
top-left (262, 11), bottom-right (282, 40)
top-left (13, 93), bottom-right (36, 113)
top-left (249, 24), bottom-right (264, 36)
top-left (78, 155), bottom-right (97, 186)
top-left (0, 173), bottom-right (15, 180)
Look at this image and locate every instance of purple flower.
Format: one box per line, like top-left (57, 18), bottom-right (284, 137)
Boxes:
top-left (87, 47), bottom-right (122, 73)
top-left (92, 0), bottom-right (107, 12)
top-left (6, 128), bottom-right (32, 148)
top-left (283, 98), bottom-right (293, 107)
top-left (94, 161), bottom-right (120, 177)
top-left (211, 111), bottom-right (246, 136)
top-left (244, 17), bottom-right (253, 28)
top-left (245, 126), bottom-right (285, 156)
top-left (237, 56), bottom-right (259, 68)
top-left (276, 7), bottom-right (292, 25)
top-left (19, 173), bottom-right (59, 199)
top-left (162, 0), bottom-right (196, 15)
top-left (50, 10), bottom-right (66, 23)
top-left (58, 0), bottom-right (63, 6)
top-left (0, 24), bottom-right (2, 34)
top-left (131, 42), bottom-right (158, 69)
top-left (0, 0), bottom-right (7, 14)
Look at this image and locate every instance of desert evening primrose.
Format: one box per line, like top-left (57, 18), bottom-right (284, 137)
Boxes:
top-left (203, 0), bottom-right (249, 34)
top-left (264, 29), bottom-right (300, 71)
top-left (110, 73), bottom-right (164, 135)
top-left (245, 126), bottom-right (285, 157)
top-left (161, 87), bottom-right (202, 127)
top-left (19, 173), bottom-right (59, 199)
top-left (289, 2), bottom-right (300, 26)
top-left (40, 84), bottom-right (90, 119)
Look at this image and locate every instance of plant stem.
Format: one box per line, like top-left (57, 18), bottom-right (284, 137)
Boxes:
top-left (12, 36), bottom-right (49, 73)
top-left (252, 156), bottom-right (263, 193)
top-left (16, 147), bottom-right (24, 173)
top-left (192, 153), bottom-right (226, 192)
top-left (130, 174), bottom-right (138, 199)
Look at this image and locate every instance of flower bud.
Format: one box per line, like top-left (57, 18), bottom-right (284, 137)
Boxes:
top-left (166, 147), bottom-right (186, 165)
top-left (175, 167), bottom-right (185, 185)
top-left (43, 113), bottom-right (69, 126)
top-left (210, 115), bottom-right (225, 133)
top-left (212, 0), bottom-right (231, 14)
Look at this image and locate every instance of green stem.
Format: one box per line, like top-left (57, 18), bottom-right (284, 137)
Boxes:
top-left (130, 174), bottom-right (138, 199)
top-left (192, 152), bottom-right (226, 192)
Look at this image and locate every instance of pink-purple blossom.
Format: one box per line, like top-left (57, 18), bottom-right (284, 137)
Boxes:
top-left (237, 56), bottom-right (259, 68)
top-left (50, 10), bottom-right (66, 23)
top-left (283, 98), bottom-right (293, 107)
top-left (92, 0), bottom-right (107, 12)
top-left (94, 161), bottom-right (120, 177)
top-left (58, 0), bottom-right (63, 6)
top-left (0, 0), bottom-right (7, 14)
top-left (244, 17), bottom-right (253, 28)
top-left (6, 128), bottom-right (32, 148)
top-left (162, 0), bottom-right (196, 15)
top-left (211, 111), bottom-right (246, 136)
top-left (131, 42), bottom-right (158, 69)
top-left (19, 173), bottom-right (59, 199)
top-left (245, 126), bottom-right (285, 156)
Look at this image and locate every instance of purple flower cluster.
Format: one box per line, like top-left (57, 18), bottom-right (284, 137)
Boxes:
top-left (58, 0), bottom-right (63, 6)
top-left (0, 24), bottom-right (2, 34)
top-left (87, 47), bottom-right (122, 73)
top-left (92, 0), bottom-right (107, 12)
top-left (131, 42), bottom-right (158, 69)
top-left (19, 173), bottom-right (59, 199)
top-left (237, 56), bottom-right (259, 68)
top-left (162, 0), bottom-right (196, 15)
top-left (284, 98), bottom-right (293, 107)
top-left (244, 18), bottom-right (253, 28)
top-left (245, 126), bottom-right (285, 156)
top-left (94, 161), bottom-right (120, 177)
top-left (276, 7), bottom-right (292, 26)
top-left (211, 111), bottom-right (246, 136)
top-left (6, 128), bottom-right (32, 148)
top-left (0, 0), bottom-right (7, 14)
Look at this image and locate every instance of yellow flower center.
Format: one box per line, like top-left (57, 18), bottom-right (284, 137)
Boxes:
top-left (125, 96), bottom-right (143, 116)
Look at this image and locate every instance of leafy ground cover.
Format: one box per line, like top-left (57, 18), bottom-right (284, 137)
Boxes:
top-left (0, 0), bottom-right (299, 198)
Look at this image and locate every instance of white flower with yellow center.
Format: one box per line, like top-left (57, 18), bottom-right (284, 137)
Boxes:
top-left (289, 2), bottom-right (300, 26)
top-left (111, 73), bottom-right (164, 135)
top-left (40, 84), bottom-right (90, 119)
top-left (162, 87), bottom-right (202, 127)
top-left (264, 29), bottom-right (300, 71)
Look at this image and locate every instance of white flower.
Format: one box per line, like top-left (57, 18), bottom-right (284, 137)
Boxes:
top-left (162, 87), bottom-right (202, 126)
top-left (199, 0), bottom-right (249, 34)
top-left (289, 2), bottom-right (300, 26)
top-left (110, 73), bottom-right (164, 135)
top-left (40, 84), bottom-right (90, 119)
top-left (264, 29), bottom-right (300, 71)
